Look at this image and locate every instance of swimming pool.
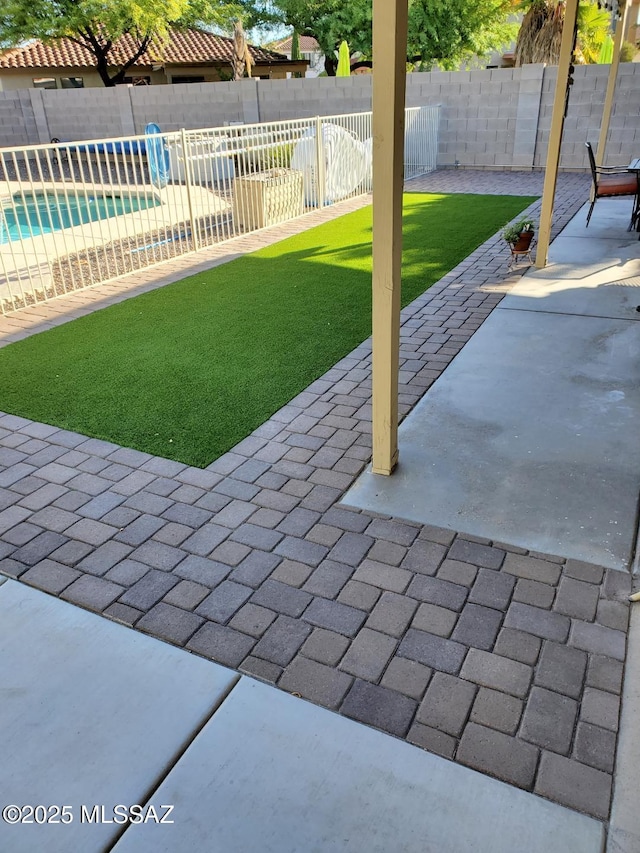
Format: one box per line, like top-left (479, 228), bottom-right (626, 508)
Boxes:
top-left (0, 189), bottom-right (160, 244)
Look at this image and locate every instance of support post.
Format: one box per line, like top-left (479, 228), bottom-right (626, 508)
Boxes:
top-left (371, 0), bottom-right (409, 475)
top-left (534, 0), bottom-right (580, 269)
top-left (596, 1), bottom-right (629, 168)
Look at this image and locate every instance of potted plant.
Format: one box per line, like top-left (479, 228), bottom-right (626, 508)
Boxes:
top-left (503, 217), bottom-right (535, 252)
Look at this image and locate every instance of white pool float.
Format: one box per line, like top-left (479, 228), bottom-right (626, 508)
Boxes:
top-left (291, 123), bottom-right (367, 205)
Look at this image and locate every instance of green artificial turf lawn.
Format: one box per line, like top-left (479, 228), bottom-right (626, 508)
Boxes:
top-left (0, 192), bottom-right (536, 467)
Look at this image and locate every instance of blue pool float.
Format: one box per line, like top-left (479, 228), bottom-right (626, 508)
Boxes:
top-left (53, 138), bottom-right (146, 156)
top-left (145, 123), bottom-right (170, 189)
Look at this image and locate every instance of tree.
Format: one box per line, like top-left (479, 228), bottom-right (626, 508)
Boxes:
top-left (232, 18), bottom-right (253, 79)
top-left (260, 0), bottom-right (515, 74)
top-left (576, 1), bottom-right (611, 63)
top-left (263, 0), bottom-right (371, 75)
top-left (0, 0), bottom-right (241, 86)
top-left (514, 0), bottom-right (612, 67)
top-left (407, 0), bottom-right (517, 70)
top-left (514, 0), bottom-right (561, 66)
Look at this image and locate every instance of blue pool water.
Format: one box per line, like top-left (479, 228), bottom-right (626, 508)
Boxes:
top-left (0, 190), bottom-right (160, 244)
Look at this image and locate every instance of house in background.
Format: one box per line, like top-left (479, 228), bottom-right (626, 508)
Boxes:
top-left (269, 35), bottom-right (324, 77)
top-left (0, 28), bottom-right (308, 90)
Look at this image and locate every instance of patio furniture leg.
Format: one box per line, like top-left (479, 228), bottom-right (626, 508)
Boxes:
top-left (627, 174), bottom-right (640, 232)
top-left (509, 248), bottom-right (533, 270)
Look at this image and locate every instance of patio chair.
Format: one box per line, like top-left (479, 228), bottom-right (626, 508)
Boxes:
top-left (585, 142), bottom-right (637, 227)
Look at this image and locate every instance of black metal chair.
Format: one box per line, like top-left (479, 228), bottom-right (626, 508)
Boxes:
top-left (585, 142), bottom-right (637, 227)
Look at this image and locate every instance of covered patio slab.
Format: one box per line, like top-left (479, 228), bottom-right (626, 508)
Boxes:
top-left (0, 579), bottom-right (605, 853)
top-left (113, 677), bottom-right (604, 853)
top-left (344, 198), bottom-right (640, 571)
top-left (0, 170), bottom-right (627, 830)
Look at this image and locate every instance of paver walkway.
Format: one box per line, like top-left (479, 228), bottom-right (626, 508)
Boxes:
top-left (0, 579), bottom-right (606, 853)
top-left (1, 170), bottom-right (626, 823)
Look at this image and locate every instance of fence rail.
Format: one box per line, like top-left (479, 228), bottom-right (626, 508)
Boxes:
top-left (0, 105), bottom-right (440, 315)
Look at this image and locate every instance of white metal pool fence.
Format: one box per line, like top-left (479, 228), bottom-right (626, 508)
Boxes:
top-left (0, 105), bottom-right (440, 315)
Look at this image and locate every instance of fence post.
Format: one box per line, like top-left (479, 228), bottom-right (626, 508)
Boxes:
top-left (314, 116), bottom-right (326, 208)
top-left (181, 127), bottom-right (200, 252)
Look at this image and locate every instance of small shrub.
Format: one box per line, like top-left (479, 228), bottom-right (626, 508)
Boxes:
top-left (236, 142), bottom-right (295, 175)
top-left (502, 217), bottom-right (535, 244)
top-left (621, 41), bottom-right (636, 62)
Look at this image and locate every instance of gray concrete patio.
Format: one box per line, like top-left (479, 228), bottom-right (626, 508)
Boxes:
top-left (0, 579), bottom-right (606, 853)
top-left (0, 170), bottom-right (636, 848)
top-left (344, 197), bottom-right (640, 571)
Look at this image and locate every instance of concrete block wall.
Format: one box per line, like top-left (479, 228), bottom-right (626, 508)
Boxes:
top-left (535, 63), bottom-right (640, 169)
top-left (409, 68), bottom-right (523, 168)
top-left (1, 64), bottom-right (640, 170)
top-left (256, 76), bottom-right (373, 121)
top-left (0, 91), bottom-right (39, 148)
top-left (535, 65), bottom-right (603, 169)
top-left (129, 80), bottom-right (254, 133)
top-left (602, 63), bottom-right (640, 165)
top-left (28, 90), bottom-right (52, 144)
top-left (45, 87), bottom-right (128, 141)
top-left (511, 64), bottom-right (545, 169)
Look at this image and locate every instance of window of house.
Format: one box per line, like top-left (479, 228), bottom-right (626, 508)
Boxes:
top-left (60, 77), bottom-right (84, 89)
top-left (33, 78), bottom-right (57, 89)
top-left (171, 76), bottom-right (205, 84)
top-left (124, 76), bottom-right (151, 85)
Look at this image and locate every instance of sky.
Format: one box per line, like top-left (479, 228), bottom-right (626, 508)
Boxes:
top-left (247, 24), bottom-right (291, 46)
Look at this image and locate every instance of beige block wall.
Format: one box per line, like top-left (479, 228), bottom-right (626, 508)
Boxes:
top-left (0, 90), bottom-right (38, 147)
top-left (534, 63), bottom-right (640, 169)
top-left (129, 79), bottom-right (247, 132)
top-left (602, 63), bottom-right (640, 165)
top-left (256, 76), bottom-right (373, 121)
top-left (414, 68), bottom-right (522, 168)
top-left (45, 87), bottom-right (129, 141)
top-left (535, 65), bottom-right (601, 169)
top-left (1, 64), bottom-right (640, 171)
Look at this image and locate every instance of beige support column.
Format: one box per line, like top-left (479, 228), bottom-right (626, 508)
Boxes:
top-left (534, 0), bottom-right (580, 269)
top-left (371, 0), bottom-right (409, 475)
top-left (596, 1), bottom-right (629, 167)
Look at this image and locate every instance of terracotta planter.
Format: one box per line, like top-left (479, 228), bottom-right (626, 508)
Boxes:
top-left (510, 230), bottom-right (534, 252)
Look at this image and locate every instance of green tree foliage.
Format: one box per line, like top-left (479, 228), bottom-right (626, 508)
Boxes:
top-left (269, 0), bottom-right (370, 75)
top-left (0, 0), bottom-right (241, 86)
top-left (407, 0), bottom-right (517, 70)
top-left (514, 0), bottom-right (612, 67)
top-left (259, 0), bottom-right (515, 74)
top-left (576, 1), bottom-right (612, 63)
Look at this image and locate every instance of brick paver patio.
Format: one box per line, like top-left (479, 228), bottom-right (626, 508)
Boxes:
top-left (1, 170), bottom-right (628, 822)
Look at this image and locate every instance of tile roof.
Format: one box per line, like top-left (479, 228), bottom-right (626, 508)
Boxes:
top-left (0, 28), bottom-right (289, 70)
top-left (272, 35), bottom-right (321, 53)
